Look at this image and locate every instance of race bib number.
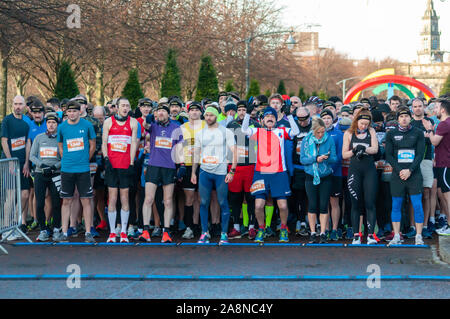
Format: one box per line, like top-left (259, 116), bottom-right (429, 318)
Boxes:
top-left (40, 146), bottom-right (58, 159)
top-left (202, 156), bottom-right (219, 165)
top-left (237, 146), bottom-right (249, 158)
top-left (67, 137), bottom-right (84, 152)
top-left (89, 163), bottom-right (98, 174)
top-left (155, 136), bottom-right (173, 149)
top-left (398, 149), bottom-right (415, 163)
top-left (383, 164), bottom-right (393, 174)
top-left (250, 180), bottom-right (266, 194)
top-left (108, 135), bottom-right (131, 153)
top-left (11, 137), bottom-right (26, 151)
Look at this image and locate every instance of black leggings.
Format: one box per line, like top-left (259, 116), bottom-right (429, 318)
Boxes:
top-left (34, 173), bottom-right (61, 231)
top-left (288, 188), bottom-right (308, 222)
top-left (305, 174), bottom-right (333, 215)
top-left (347, 161), bottom-right (378, 234)
top-left (229, 191), bottom-right (255, 226)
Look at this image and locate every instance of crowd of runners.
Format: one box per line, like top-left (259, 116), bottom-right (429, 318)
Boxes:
top-left (1, 91), bottom-right (450, 245)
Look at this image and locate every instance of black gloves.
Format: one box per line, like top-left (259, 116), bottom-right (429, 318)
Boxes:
top-left (104, 157), bottom-right (113, 171)
top-left (352, 144), bottom-right (367, 159)
top-left (177, 164), bottom-right (187, 181)
top-left (282, 99), bottom-right (292, 116)
top-left (246, 97), bottom-right (255, 115)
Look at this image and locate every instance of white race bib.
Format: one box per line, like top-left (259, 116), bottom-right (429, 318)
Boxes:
top-left (398, 149), bottom-right (415, 163)
top-left (67, 137), bottom-right (84, 152)
top-left (155, 136), bottom-right (173, 149)
top-left (11, 137), bottom-right (26, 151)
top-left (40, 146), bottom-right (58, 159)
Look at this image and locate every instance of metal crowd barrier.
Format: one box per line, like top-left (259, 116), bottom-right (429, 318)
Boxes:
top-left (0, 158), bottom-right (31, 254)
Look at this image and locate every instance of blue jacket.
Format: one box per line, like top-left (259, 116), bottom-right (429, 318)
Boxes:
top-left (300, 132), bottom-right (338, 178)
top-left (328, 126), bottom-right (343, 177)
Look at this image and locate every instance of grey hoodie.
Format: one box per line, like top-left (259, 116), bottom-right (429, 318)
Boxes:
top-left (30, 132), bottom-right (61, 173)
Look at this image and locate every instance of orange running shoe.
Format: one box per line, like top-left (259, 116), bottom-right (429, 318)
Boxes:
top-left (139, 230), bottom-right (151, 242)
top-left (161, 231), bottom-right (172, 243)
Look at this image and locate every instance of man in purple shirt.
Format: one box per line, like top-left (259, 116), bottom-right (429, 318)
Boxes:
top-left (140, 103), bottom-right (184, 243)
top-left (426, 98), bottom-right (450, 236)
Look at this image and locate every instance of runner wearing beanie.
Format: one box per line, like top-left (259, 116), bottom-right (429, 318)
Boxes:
top-left (385, 107), bottom-right (425, 245)
top-left (191, 105), bottom-right (237, 244)
top-left (242, 104), bottom-right (300, 243)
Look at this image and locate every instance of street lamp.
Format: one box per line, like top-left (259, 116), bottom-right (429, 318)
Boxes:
top-left (336, 76), bottom-right (363, 102)
top-left (244, 30), bottom-right (297, 95)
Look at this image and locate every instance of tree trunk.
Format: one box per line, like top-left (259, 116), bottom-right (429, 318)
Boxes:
top-left (0, 50), bottom-right (8, 121)
top-left (95, 62), bottom-right (104, 106)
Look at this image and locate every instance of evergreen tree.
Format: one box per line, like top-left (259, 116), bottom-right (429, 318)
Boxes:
top-left (225, 80), bottom-right (235, 92)
top-left (298, 86), bottom-right (307, 102)
top-left (264, 89), bottom-right (271, 97)
top-left (54, 60), bottom-right (79, 100)
top-left (277, 80), bottom-right (286, 95)
top-left (160, 49), bottom-right (181, 98)
top-left (247, 79), bottom-right (260, 100)
top-left (122, 68), bottom-right (144, 109)
top-left (195, 55), bottom-right (219, 101)
top-left (318, 90), bottom-right (329, 101)
top-left (442, 73), bottom-right (450, 95)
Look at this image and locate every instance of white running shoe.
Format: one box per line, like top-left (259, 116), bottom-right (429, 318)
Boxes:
top-left (352, 235), bottom-right (361, 245)
top-left (437, 224), bottom-right (450, 236)
top-left (107, 233), bottom-right (117, 243)
top-left (388, 234), bottom-right (402, 246)
top-left (182, 227), bottom-right (194, 239)
top-left (415, 234), bottom-right (424, 245)
top-left (367, 235), bottom-right (378, 245)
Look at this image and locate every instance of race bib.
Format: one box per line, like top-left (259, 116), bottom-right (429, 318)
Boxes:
top-left (250, 179), bottom-right (266, 194)
top-left (11, 137), bottom-right (26, 151)
top-left (108, 135), bottom-right (131, 153)
top-left (40, 146), bottom-right (58, 159)
top-left (398, 149), bottom-right (415, 163)
top-left (383, 164), bottom-right (393, 174)
top-left (202, 155), bottom-right (219, 165)
top-left (375, 160), bottom-right (385, 170)
top-left (237, 145), bottom-right (249, 158)
top-left (296, 141), bottom-right (302, 155)
top-left (155, 136), bottom-right (173, 149)
top-left (89, 163), bottom-right (98, 174)
top-left (67, 137), bottom-right (84, 152)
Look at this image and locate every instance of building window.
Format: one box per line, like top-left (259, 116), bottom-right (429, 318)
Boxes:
top-left (432, 39), bottom-right (438, 50)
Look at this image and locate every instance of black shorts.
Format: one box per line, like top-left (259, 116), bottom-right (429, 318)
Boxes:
top-left (21, 174), bottom-right (31, 191)
top-left (390, 171), bottom-right (423, 197)
top-left (180, 166), bottom-right (199, 191)
top-left (145, 166), bottom-right (176, 186)
top-left (330, 176), bottom-right (343, 197)
top-left (436, 167), bottom-right (450, 193)
top-left (292, 169), bottom-right (306, 190)
top-left (60, 171), bottom-right (93, 198)
top-left (105, 167), bottom-right (131, 189)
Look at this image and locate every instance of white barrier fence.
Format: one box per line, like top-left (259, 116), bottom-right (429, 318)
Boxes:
top-left (0, 158), bottom-right (31, 254)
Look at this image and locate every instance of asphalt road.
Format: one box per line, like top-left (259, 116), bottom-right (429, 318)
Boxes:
top-left (1, 233), bottom-right (449, 299)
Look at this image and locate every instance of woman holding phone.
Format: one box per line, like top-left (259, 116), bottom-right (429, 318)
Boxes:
top-left (300, 117), bottom-right (338, 244)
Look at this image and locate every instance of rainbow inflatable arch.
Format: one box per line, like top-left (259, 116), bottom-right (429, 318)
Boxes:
top-left (344, 71), bottom-right (436, 105)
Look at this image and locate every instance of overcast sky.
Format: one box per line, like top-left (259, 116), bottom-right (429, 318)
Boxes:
top-left (279, 0), bottom-right (450, 62)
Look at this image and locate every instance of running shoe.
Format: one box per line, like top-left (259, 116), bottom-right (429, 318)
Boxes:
top-left (228, 228), bottom-right (241, 239)
top-left (107, 233), bottom-right (117, 243)
top-left (52, 228), bottom-right (63, 242)
top-left (437, 224), bottom-right (450, 236)
top-left (90, 227), bottom-right (100, 238)
top-left (387, 233), bottom-right (402, 246)
top-left (404, 227), bottom-right (416, 239)
top-left (85, 233), bottom-right (96, 243)
top-left (254, 229), bottom-right (265, 243)
top-left (241, 226), bottom-right (249, 237)
top-left (299, 223), bottom-right (309, 236)
top-left (279, 229), bottom-right (289, 243)
top-left (96, 220), bottom-right (108, 231)
top-left (67, 226), bottom-right (78, 238)
top-left (248, 228), bottom-right (257, 240)
top-left (295, 220), bottom-right (302, 234)
top-left (352, 233), bottom-right (362, 245)
top-left (28, 220), bottom-right (39, 231)
top-left (132, 230), bottom-right (142, 240)
top-left (437, 216), bottom-right (447, 229)
top-left (367, 234), bottom-right (378, 245)
top-left (428, 221), bottom-right (436, 232)
top-left (376, 227), bottom-right (385, 240)
top-left (139, 230), bottom-right (151, 242)
top-left (276, 222), bottom-right (281, 232)
top-left (127, 226), bottom-right (135, 238)
top-left (320, 233), bottom-right (328, 244)
top-left (36, 230), bottom-right (50, 242)
top-left (422, 227), bottom-right (433, 239)
top-left (345, 227), bottom-right (354, 240)
top-left (309, 233), bottom-right (319, 244)
top-left (384, 231), bottom-right (405, 242)
top-left (415, 234), bottom-right (424, 245)
top-left (54, 233), bottom-right (69, 243)
top-left (336, 228), bottom-right (343, 240)
top-left (197, 232), bottom-right (210, 244)
top-left (182, 227), bottom-right (194, 239)
top-left (178, 220), bottom-right (187, 232)
top-left (120, 232), bottom-right (129, 243)
top-left (151, 227), bottom-right (162, 237)
top-left (161, 231), bottom-right (173, 243)
top-left (219, 232), bottom-right (229, 244)
top-left (329, 230), bottom-right (338, 241)
top-left (264, 226), bottom-right (275, 238)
